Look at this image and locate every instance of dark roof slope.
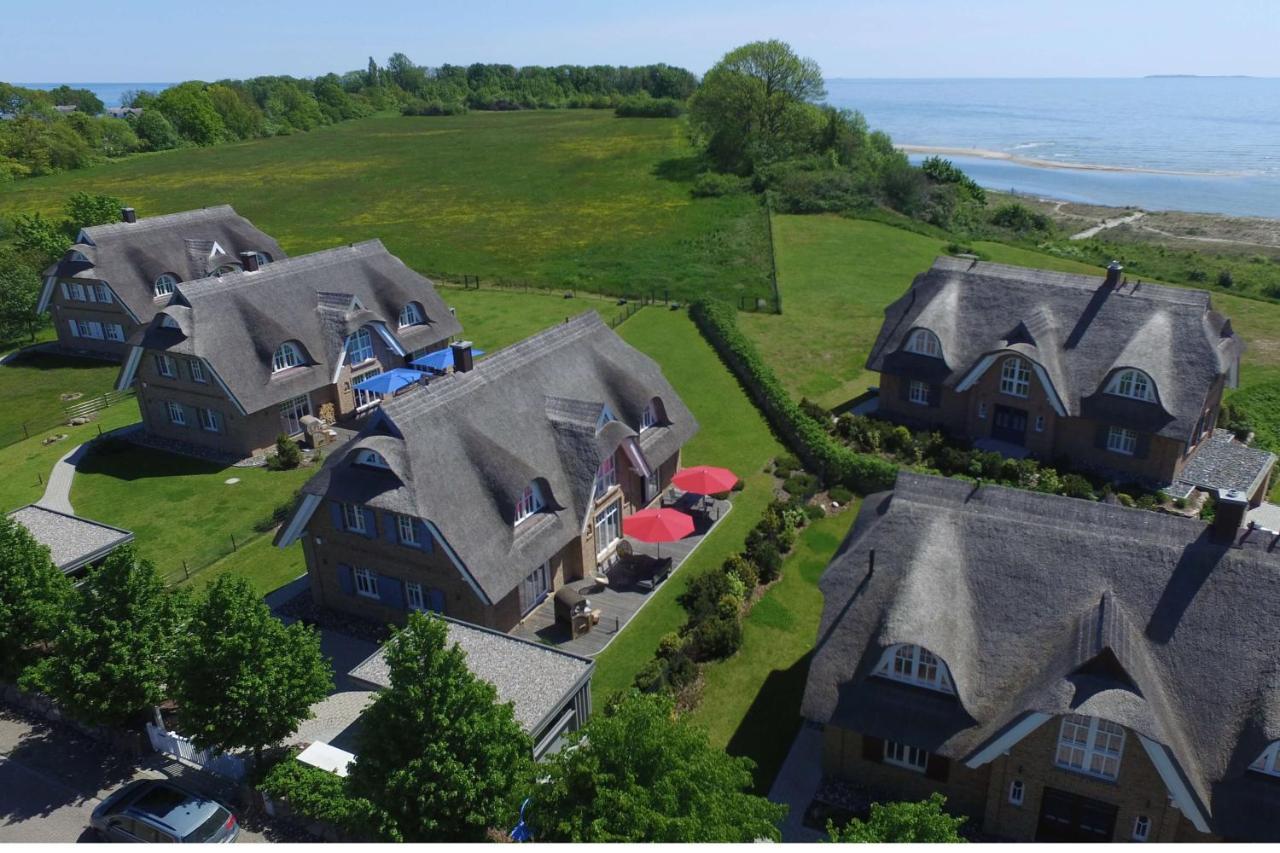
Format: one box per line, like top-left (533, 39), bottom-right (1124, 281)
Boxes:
top-left (8, 504), bottom-right (133, 573)
top-left (802, 471), bottom-right (1280, 840)
top-left (867, 257), bottom-right (1242, 442)
top-left (48, 206), bottom-right (285, 322)
top-left (292, 311), bottom-right (698, 602)
top-left (132, 240), bottom-right (460, 413)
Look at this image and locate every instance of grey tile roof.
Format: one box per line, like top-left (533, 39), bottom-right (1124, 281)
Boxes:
top-left (48, 206), bottom-right (286, 324)
top-left (132, 240), bottom-right (461, 414)
top-left (1174, 429), bottom-right (1276, 496)
top-left (348, 616), bottom-right (593, 733)
top-left (867, 257), bottom-right (1243, 442)
top-left (292, 311), bottom-right (698, 603)
top-left (7, 504), bottom-right (133, 573)
top-left (801, 471), bottom-right (1280, 840)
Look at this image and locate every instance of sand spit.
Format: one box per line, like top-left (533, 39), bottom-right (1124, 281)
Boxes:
top-left (896, 144), bottom-right (1242, 178)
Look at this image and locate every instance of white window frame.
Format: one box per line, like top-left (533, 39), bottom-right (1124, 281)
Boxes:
top-left (105, 323), bottom-right (125, 342)
top-left (515, 482), bottom-right (544, 524)
top-left (197, 407), bottom-right (220, 433)
top-left (166, 401), bottom-right (185, 426)
top-left (908, 380), bottom-right (930, 406)
top-left (594, 454), bottom-right (617, 497)
top-left (153, 274), bottom-right (177, 297)
top-left (356, 449), bottom-right (389, 469)
top-left (1249, 741), bottom-right (1280, 776)
top-left (342, 503), bottom-right (366, 534)
top-left (904, 328), bottom-right (942, 358)
top-left (253, 251), bottom-right (272, 267)
top-left (273, 341), bottom-right (303, 373)
top-left (593, 500), bottom-right (622, 559)
top-left (1055, 714), bottom-right (1125, 781)
top-left (353, 368), bottom-right (383, 410)
top-left (999, 357), bottom-right (1031, 398)
top-left (406, 581), bottom-right (426, 612)
top-left (398, 302), bottom-right (424, 328)
top-left (154, 354), bottom-right (176, 378)
top-left (354, 567), bottom-right (378, 599)
top-left (1008, 779), bottom-right (1024, 806)
top-left (640, 400), bottom-right (659, 431)
top-left (883, 740), bottom-right (928, 772)
top-left (1132, 815), bottom-right (1151, 842)
top-left (94, 283), bottom-right (112, 303)
top-left (397, 514), bottom-right (417, 544)
top-left (279, 394), bottom-right (311, 436)
top-left (78, 320), bottom-right (103, 339)
top-left (1107, 426), bottom-right (1138, 456)
top-left (189, 359), bottom-right (206, 383)
top-left (346, 327), bottom-right (374, 364)
top-left (68, 282), bottom-right (87, 301)
top-left (875, 644), bottom-right (955, 694)
top-left (1106, 369), bottom-right (1156, 403)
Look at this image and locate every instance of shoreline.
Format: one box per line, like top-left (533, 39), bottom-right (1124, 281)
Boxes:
top-left (896, 144), bottom-right (1241, 178)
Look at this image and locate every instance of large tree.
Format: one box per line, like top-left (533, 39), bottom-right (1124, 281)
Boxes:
top-left (688, 39), bottom-right (826, 173)
top-left (21, 546), bottom-right (185, 726)
top-left (171, 575), bottom-right (331, 763)
top-left (526, 691), bottom-right (787, 842)
top-left (828, 793), bottom-right (967, 842)
top-left (0, 515), bottom-right (73, 680)
top-left (0, 249), bottom-right (43, 342)
top-left (347, 612), bottom-right (533, 842)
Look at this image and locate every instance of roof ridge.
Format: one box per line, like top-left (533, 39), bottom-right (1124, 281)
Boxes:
top-left (930, 256), bottom-right (1209, 308)
top-left (178, 240), bottom-right (388, 302)
top-left (81, 204), bottom-right (238, 238)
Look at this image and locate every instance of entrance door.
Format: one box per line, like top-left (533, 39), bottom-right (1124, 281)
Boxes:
top-left (1035, 788), bottom-right (1118, 843)
top-left (279, 394), bottom-right (311, 436)
top-left (520, 562), bottom-right (550, 614)
top-left (992, 405), bottom-right (1029, 445)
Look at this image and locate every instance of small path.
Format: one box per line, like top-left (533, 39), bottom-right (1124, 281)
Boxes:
top-left (769, 722), bottom-right (826, 843)
top-left (35, 424), bottom-right (141, 515)
top-left (1070, 210), bottom-right (1146, 240)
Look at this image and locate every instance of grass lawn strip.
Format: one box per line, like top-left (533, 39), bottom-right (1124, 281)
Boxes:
top-left (0, 352), bottom-right (125, 447)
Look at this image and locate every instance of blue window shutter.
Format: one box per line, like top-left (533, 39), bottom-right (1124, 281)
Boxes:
top-left (378, 574), bottom-right (405, 609)
top-left (428, 588), bottom-right (445, 613)
top-left (363, 507), bottom-right (377, 539)
top-left (336, 564), bottom-right (354, 596)
top-left (329, 501), bottom-right (344, 531)
top-left (417, 520), bottom-right (433, 552)
top-left (383, 514), bottom-right (398, 544)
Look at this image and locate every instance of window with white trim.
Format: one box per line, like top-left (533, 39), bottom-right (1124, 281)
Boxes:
top-left (397, 514), bottom-right (417, 544)
top-left (346, 327), bottom-right (374, 364)
top-left (356, 449), bottom-right (389, 469)
top-left (908, 380), bottom-right (930, 406)
top-left (166, 401), bottom-right (185, 426)
top-left (1008, 780), bottom-right (1024, 806)
top-left (342, 503), bottom-right (366, 533)
top-left (1055, 714), bottom-right (1125, 780)
top-left (904, 328), bottom-right (943, 358)
top-left (594, 454), bottom-right (617, 496)
top-left (1106, 369), bottom-right (1156, 403)
top-left (105, 323), bottom-right (125, 342)
top-left (354, 567), bottom-right (378, 598)
top-left (189, 359), bottom-right (206, 383)
top-left (94, 283), bottom-right (112, 303)
top-left (154, 354), bottom-right (176, 378)
top-left (593, 501), bottom-right (622, 558)
top-left (406, 581), bottom-right (426, 611)
top-left (197, 407), bottom-right (220, 433)
top-left (68, 282), bottom-right (87, 301)
top-left (875, 644), bottom-right (955, 694)
top-left (153, 274), bottom-right (177, 297)
top-left (999, 356), bottom-right (1031, 398)
top-left (640, 400), bottom-right (659, 431)
top-left (1249, 741), bottom-right (1280, 776)
top-left (1107, 426), bottom-right (1138, 456)
top-left (398, 302), bottom-right (424, 328)
top-left (253, 251), bottom-right (272, 267)
top-left (883, 740), bottom-right (928, 772)
top-left (1132, 815), bottom-right (1151, 842)
top-left (77, 320), bottom-right (103, 339)
top-left (272, 341), bottom-right (303, 373)
top-left (353, 368), bottom-right (383, 409)
top-left (515, 482), bottom-right (544, 524)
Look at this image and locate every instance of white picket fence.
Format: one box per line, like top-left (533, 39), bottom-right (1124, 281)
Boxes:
top-left (145, 723), bottom-right (246, 782)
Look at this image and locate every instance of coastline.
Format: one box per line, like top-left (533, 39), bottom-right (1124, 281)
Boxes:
top-left (895, 144), bottom-right (1237, 177)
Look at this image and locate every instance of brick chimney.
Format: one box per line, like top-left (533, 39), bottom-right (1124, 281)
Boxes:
top-left (1104, 260), bottom-right (1123, 289)
top-left (239, 251), bottom-right (260, 272)
top-left (1212, 487), bottom-right (1249, 544)
top-left (120, 207), bottom-right (136, 224)
top-left (450, 341), bottom-right (474, 373)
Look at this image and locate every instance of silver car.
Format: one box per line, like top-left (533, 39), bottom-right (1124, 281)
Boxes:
top-left (90, 780), bottom-right (240, 843)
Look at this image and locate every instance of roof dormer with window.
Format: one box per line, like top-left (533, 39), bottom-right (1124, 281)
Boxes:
top-left (1104, 368), bottom-right (1158, 403)
top-left (873, 643), bottom-right (956, 695)
top-left (515, 481), bottom-right (545, 525)
top-left (272, 341), bottom-right (306, 373)
top-left (904, 328), bottom-right (943, 359)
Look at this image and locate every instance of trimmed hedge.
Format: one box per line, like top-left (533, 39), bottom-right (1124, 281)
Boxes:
top-left (690, 298), bottom-right (897, 493)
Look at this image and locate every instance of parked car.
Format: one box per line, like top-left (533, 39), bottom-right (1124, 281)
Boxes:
top-left (90, 779), bottom-right (240, 843)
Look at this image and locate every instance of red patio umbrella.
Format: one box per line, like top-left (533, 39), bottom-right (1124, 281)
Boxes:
top-left (672, 465), bottom-right (739, 496)
top-left (622, 507), bottom-right (694, 557)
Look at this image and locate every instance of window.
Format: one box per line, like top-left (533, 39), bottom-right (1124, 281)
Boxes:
top-left (875, 644), bottom-right (955, 694)
top-left (353, 368), bottom-right (383, 409)
top-left (346, 327), bottom-right (374, 364)
top-left (594, 501), bottom-right (622, 558)
top-left (272, 341), bottom-right (303, 373)
top-left (397, 514), bottom-right (417, 544)
top-left (154, 354), bottom-right (175, 378)
top-left (1107, 426), bottom-right (1138, 456)
top-left (189, 360), bottom-right (206, 383)
top-left (883, 740), bottom-right (928, 772)
top-left (908, 380), bottom-right (930, 406)
top-left (640, 400), bottom-right (659, 431)
top-left (406, 581), bottom-right (426, 612)
top-left (153, 274), bottom-right (177, 297)
top-left (1249, 742), bottom-right (1280, 777)
top-left (197, 408), bottom-right (220, 433)
top-left (105, 323), bottom-right (125, 342)
top-left (356, 449), bottom-right (389, 468)
top-left (516, 483), bottom-right (544, 523)
top-left (594, 454), bottom-right (617, 496)
top-left (999, 357), bottom-right (1031, 398)
top-left (77, 320), bottom-right (103, 339)
top-left (1008, 780), bottom-right (1024, 806)
top-left (1055, 714), bottom-right (1125, 781)
top-left (904, 328), bottom-right (943, 358)
top-left (978, 401), bottom-right (987, 419)
top-left (166, 401), bottom-right (185, 426)
top-left (1132, 815), bottom-right (1151, 842)
top-left (160, 315), bottom-right (180, 329)
top-left (1106, 369), bottom-right (1156, 402)
top-left (354, 567), bottom-right (378, 598)
top-left (342, 503), bottom-right (366, 533)
top-left (1035, 415), bottom-right (1045, 432)
top-left (280, 394), bottom-right (311, 435)
top-left (68, 282), bottom-right (87, 301)
top-left (253, 251), bottom-right (272, 267)
top-left (94, 283), bottom-right (112, 303)
top-left (398, 302), bottom-right (424, 328)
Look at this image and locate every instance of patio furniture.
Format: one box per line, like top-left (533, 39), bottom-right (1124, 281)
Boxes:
top-left (623, 507), bottom-right (694, 558)
top-left (635, 556), bottom-right (674, 591)
top-left (554, 586), bottom-right (592, 639)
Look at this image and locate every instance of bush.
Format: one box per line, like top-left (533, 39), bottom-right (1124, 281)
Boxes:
top-left (1058, 474), bottom-right (1096, 501)
top-left (259, 757), bottom-right (380, 835)
top-left (1117, 493), bottom-right (1136, 508)
top-left (1174, 496), bottom-right (1188, 509)
top-left (799, 397), bottom-right (830, 425)
top-left (783, 472), bottom-right (819, 500)
top-left (723, 553), bottom-right (759, 590)
top-left (688, 614), bottom-right (743, 660)
top-left (614, 94), bottom-right (684, 118)
top-left (1135, 493), bottom-right (1158, 510)
top-left (401, 99), bottom-right (468, 116)
top-left (828, 485), bottom-right (854, 504)
top-left (268, 434), bottom-right (302, 470)
top-left (752, 542), bottom-right (783, 583)
top-left (730, 478), bottom-right (745, 492)
top-left (1200, 494), bottom-right (1216, 521)
top-left (1218, 269), bottom-right (1235, 288)
top-left (805, 504), bottom-right (826, 520)
top-left (691, 172), bottom-right (742, 198)
top-left (679, 569), bottom-right (738, 625)
top-left (989, 202), bottom-right (1052, 235)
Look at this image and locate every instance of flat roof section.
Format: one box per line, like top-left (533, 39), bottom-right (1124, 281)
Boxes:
top-left (8, 504), bottom-right (134, 574)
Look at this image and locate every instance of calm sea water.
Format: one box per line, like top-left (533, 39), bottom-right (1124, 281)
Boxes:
top-left (18, 82), bottom-right (173, 108)
top-left (825, 78), bottom-right (1280, 218)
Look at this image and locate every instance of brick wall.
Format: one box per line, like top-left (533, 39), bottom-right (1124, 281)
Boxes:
top-left (49, 282), bottom-right (138, 360)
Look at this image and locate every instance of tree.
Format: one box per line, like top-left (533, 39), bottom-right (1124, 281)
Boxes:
top-left (154, 82), bottom-right (226, 145)
top-left (131, 109), bottom-right (180, 151)
top-left (347, 612), bottom-right (533, 842)
top-left (47, 85), bottom-right (104, 115)
top-left (21, 546), bottom-right (185, 727)
top-left (10, 212), bottom-right (70, 266)
top-left (526, 691), bottom-right (787, 842)
top-left (0, 249), bottom-right (42, 341)
top-left (689, 40), bottom-right (826, 173)
top-left (171, 575), bottom-right (331, 763)
top-left (0, 514), bottom-right (73, 680)
top-left (63, 191), bottom-right (124, 237)
top-left (827, 793), bottom-right (967, 842)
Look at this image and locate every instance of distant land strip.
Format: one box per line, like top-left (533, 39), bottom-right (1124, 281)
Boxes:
top-left (895, 144), bottom-right (1244, 177)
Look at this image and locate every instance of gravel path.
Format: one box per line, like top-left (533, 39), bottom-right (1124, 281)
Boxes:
top-left (1070, 210), bottom-right (1146, 240)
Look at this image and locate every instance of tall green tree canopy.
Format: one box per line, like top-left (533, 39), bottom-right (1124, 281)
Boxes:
top-left (0, 514), bottom-right (73, 679)
top-left (526, 691), bottom-right (787, 842)
top-left (827, 793), bottom-right (967, 843)
top-left (348, 612), bottom-right (533, 842)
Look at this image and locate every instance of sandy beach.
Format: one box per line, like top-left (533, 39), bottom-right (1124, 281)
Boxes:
top-left (895, 144), bottom-right (1236, 177)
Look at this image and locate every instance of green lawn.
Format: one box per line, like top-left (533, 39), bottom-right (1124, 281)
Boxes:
top-left (442, 286), bottom-right (635, 352)
top-left (0, 352), bottom-right (125, 447)
top-left (0, 111), bottom-right (771, 305)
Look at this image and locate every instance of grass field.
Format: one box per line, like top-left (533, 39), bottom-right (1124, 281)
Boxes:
top-left (0, 111), bottom-right (772, 305)
top-left (0, 352), bottom-right (124, 447)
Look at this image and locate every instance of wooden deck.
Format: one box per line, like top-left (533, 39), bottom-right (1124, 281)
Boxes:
top-left (510, 495), bottom-right (733, 656)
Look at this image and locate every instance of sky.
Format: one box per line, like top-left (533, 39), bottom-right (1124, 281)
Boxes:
top-left (5, 0), bottom-right (1278, 81)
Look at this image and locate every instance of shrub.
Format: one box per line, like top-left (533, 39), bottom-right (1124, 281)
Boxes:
top-left (805, 504), bottom-right (826, 520)
top-left (688, 614), bottom-right (743, 660)
top-left (775, 453), bottom-right (800, 471)
top-left (752, 542), bottom-right (783, 584)
top-left (259, 757), bottom-right (380, 835)
top-left (269, 434), bottom-right (302, 470)
top-left (614, 94), bottom-right (684, 118)
top-left (828, 485), bottom-right (854, 504)
top-left (401, 99), bottom-right (467, 116)
top-left (1058, 474), bottom-right (1096, 501)
top-left (1218, 269), bottom-right (1234, 288)
top-left (1187, 268), bottom-right (1208, 283)
top-left (799, 397), bottom-right (830, 426)
top-left (1117, 493), bottom-right (1136, 508)
top-left (945, 241), bottom-right (976, 256)
top-left (885, 425), bottom-right (915, 455)
top-left (731, 478), bottom-right (745, 492)
top-left (989, 202), bottom-right (1052, 235)
top-left (691, 172), bottom-right (742, 198)
top-left (723, 553), bottom-right (759, 590)
top-left (1135, 493), bottom-right (1158, 510)
top-left (679, 569), bottom-right (738, 625)
top-left (783, 473), bottom-right (819, 500)
top-left (1174, 496), bottom-right (1188, 509)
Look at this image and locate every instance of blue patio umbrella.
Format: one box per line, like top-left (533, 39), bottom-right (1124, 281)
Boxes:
top-left (351, 367), bottom-right (424, 396)
top-left (410, 347), bottom-right (486, 371)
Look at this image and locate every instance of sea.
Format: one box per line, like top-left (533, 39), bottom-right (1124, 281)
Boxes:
top-left (824, 77), bottom-right (1280, 218)
top-left (18, 82), bottom-right (173, 108)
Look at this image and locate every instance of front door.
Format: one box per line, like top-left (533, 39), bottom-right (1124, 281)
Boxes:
top-left (992, 405), bottom-right (1029, 445)
top-left (520, 562), bottom-right (550, 614)
top-left (1035, 788), bottom-right (1118, 843)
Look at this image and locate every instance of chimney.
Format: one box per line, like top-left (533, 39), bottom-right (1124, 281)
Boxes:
top-left (239, 251), bottom-right (260, 272)
top-left (450, 341), bottom-right (474, 373)
top-left (1104, 260), bottom-right (1123, 289)
top-left (1212, 487), bottom-right (1249, 544)
top-left (121, 207), bottom-right (136, 224)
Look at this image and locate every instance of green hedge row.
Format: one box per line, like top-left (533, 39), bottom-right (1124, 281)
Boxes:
top-left (690, 298), bottom-right (897, 493)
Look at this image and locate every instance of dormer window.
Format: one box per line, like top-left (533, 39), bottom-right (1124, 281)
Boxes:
top-left (252, 251), bottom-right (272, 267)
top-left (1105, 368), bottom-right (1156, 403)
top-left (355, 449), bottom-right (389, 469)
top-left (160, 315), bottom-right (180, 329)
top-left (640, 400), bottom-right (659, 431)
top-left (596, 405), bottom-right (616, 433)
top-left (1249, 742), bottom-right (1280, 777)
top-left (1055, 714), bottom-right (1124, 781)
top-left (594, 454), bottom-right (617, 496)
top-left (273, 342), bottom-right (304, 373)
top-left (398, 302), bottom-right (424, 328)
top-left (875, 644), bottom-right (955, 694)
top-left (153, 273), bottom-right (178, 297)
top-left (346, 327), bottom-right (374, 364)
top-left (904, 328), bottom-right (943, 358)
top-left (999, 356), bottom-right (1031, 398)
top-left (515, 482), bottom-right (545, 524)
